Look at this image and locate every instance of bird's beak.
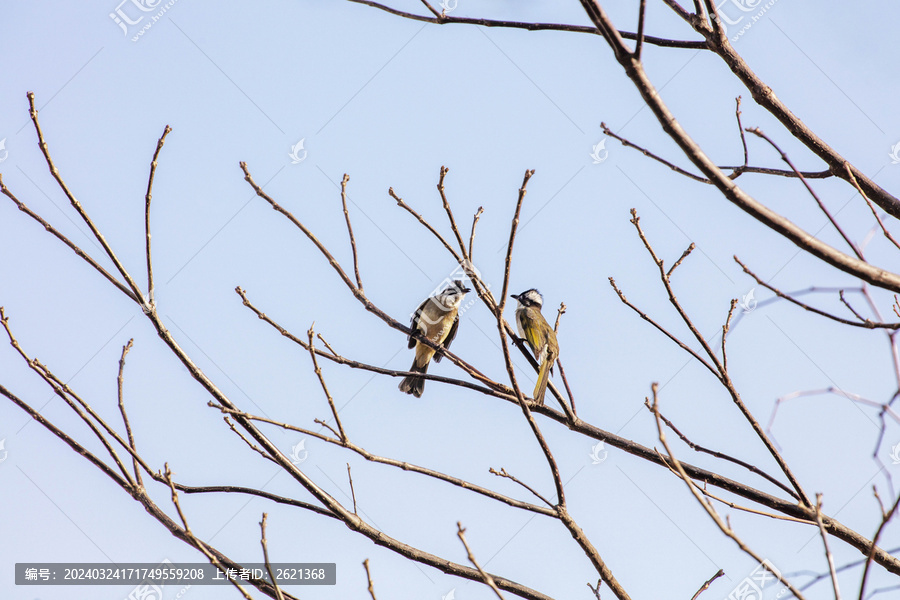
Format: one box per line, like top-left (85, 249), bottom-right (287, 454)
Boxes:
top-left (462, 287), bottom-right (472, 293)
top-left (510, 294), bottom-right (519, 300)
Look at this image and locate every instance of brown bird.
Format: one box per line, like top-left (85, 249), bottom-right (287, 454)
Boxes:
top-left (399, 280), bottom-right (470, 397)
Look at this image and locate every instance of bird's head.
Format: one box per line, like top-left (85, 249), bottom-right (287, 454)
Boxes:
top-left (511, 288), bottom-right (543, 309)
top-left (437, 279), bottom-right (471, 309)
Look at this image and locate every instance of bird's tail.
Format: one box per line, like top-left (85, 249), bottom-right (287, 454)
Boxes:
top-left (533, 358), bottom-right (554, 405)
top-left (399, 360), bottom-right (429, 398)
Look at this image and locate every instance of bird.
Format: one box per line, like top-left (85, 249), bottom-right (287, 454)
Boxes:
top-left (399, 279), bottom-right (471, 397)
top-left (511, 288), bottom-right (559, 404)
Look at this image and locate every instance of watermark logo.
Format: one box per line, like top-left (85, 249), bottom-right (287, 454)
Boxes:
top-left (124, 558), bottom-right (190, 600)
top-left (289, 139), bottom-right (307, 164)
top-left (739, 288), bottom-right (757, 313)
top-left (889, 142), bottom-right (900, 165)
top-left (715, 0), bottom-right (780, 42)
top-left (439, 0), bottom-right (458, 14)
top-left (0, 439), bottom-right (7, 464)
top-left (589, 442), bottom-right (608, 465)
top-left (590, 139), bottom-right (609, 164)
top-left (289, 439), bottom-right (308, 464)
top-left (726, 559), bottom-right (784, 600)
top-left (890, 442), bottom-right (900, 465)
top-left (0, 138), bottom-right (8, 163)
top-left (442, 589), bottom-right (456, 600)
top-left (110, 0), bottom-right (180, 42)
top-left (126, 582), bottom-right (163, 600)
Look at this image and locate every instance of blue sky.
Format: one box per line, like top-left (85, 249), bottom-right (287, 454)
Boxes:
top-left (2, 1), bottom-right (900, 599)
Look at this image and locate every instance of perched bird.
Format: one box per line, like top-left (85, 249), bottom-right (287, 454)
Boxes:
top-left (399, 280), bottom-right (471, 397)
top-left (511, 289), bottom-right (559, 404)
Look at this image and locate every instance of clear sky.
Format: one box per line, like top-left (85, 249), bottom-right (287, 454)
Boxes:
top-left (2, 1), bottom-right (900, 599)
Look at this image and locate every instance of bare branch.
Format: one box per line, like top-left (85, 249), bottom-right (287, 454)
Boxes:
top-left (27, 92), bottom-right (147, 305)
top-left (347, 0), bottom-right (707, 48)
top-left (0, 174), bottom-right (138, 302)
top-left (390, 186), bottom-right (463, 264)
top-left (736, 257), bottom-right (899, 330)
top-left (163, 465), bottom-right (255, 600)
top-left (748, 128), bottom-right (862, 261)
top-left (859, 491), bottom-right (900, 600)
top-left (649, 399), bottom-right (801, 501)
top-left (648, 384), bottom-right (808, 600)
top-left (845, 163), bottom-right (900, 253)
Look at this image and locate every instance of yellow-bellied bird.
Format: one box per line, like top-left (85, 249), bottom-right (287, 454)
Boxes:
top-left (399, 280), bottom-right (471, 397)
top-left (511, 289), bottom-right (558, 404)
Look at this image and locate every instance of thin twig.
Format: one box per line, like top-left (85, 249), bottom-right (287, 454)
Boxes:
top-left (144, 125), bottom-right (171, 308)
top-left (722, 299), bottom-right (737, 374)
top-left (308, 325), bottom-right (347, 441)
top-left (666, 242), bottom-right (695, 278)
top-left (634, 0), bottom-right (647, 60)
top-left (602, 123), bottom-right (708, 182)
top-left (260, 513), bottom-right (286, 600)
top-left (117, 338), bottom-right (142, 488)
top-left (437, 166), bottom-right (469, 258)
top-left (347, 463), bottom-right (358, 514)
top-left (554, 302), bottom-right (567, 333)
top-left (690, 569), bottom-right (724, 600)
top-left (731, 96), bottom-right (749, 178)
top-left (363, 559), bottom-right (377, 600)
top-left (469, 206), bottom-right (484, 260)
top-left (556, 360), bottom-right (577, 416)
top-left (340, 174), bottom-right (364, 292)
top-left (814, 494), bottom-right (841, 600)
top-left (223, 416), bottom-right (279, 464)
top-left (489, 467), bottom-right (554, 507)
top-left (457, 523), bottom-right (507, 599)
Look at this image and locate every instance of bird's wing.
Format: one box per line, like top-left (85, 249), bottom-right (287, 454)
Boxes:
top-left (433, 312), bottom-right (460, 363)
top-left (521, 309), bottom-right (549, 358)
top-left (409, 297), bottom-right (430, 349)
